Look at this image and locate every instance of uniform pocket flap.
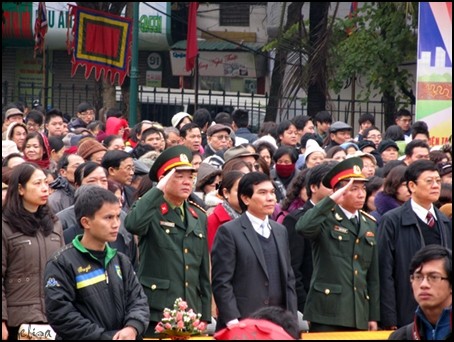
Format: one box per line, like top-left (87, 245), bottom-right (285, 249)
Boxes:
top-left (330, 229), bottom-right (350, 241)
top-left (313, 282), bottom-right (342, 295)
top-left (140, 276), bottom-right (170, 290)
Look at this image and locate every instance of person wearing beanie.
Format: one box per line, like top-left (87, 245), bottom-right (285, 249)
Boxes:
top-left (377, 139), bottom-right (399, 165)
top-left (303, 139), bottom-right (326, 169)
top-left (171, 112), bottom-right (192, 129)
top-left (77, 138), bottom-right (107, 164)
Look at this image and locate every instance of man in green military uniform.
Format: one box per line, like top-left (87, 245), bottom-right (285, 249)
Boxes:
top-left (296, 157), bottom-right (380, 332)
top-left (125, 146), bottom-right (211, 337)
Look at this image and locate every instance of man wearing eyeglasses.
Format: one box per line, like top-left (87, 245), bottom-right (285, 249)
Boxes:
top-left (377, 160), bottom-right (452, 330)
top-left (389, 245), bottom-right (451, 340)
top-left (203, 124), bottom-right (232, 159)
top-left (68, 102), bottom-right (95, 132)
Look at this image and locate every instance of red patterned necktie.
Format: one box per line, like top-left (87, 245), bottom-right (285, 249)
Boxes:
top-left (426, 212), bottom-right (435, 228)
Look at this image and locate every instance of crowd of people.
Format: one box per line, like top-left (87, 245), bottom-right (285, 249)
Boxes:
top-left (2, 101), bottom-right (452, 340)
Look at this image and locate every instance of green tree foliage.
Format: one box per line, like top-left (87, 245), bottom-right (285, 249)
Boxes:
top-left (329, 2), bottom-right (418, 124)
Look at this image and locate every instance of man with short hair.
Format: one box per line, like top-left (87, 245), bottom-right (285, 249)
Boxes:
top-left (211, 172), bottom-right (297, 332)
top-left (180, 122), bottom-right (203, 153)
top-left (48, 153), bottom-right (85, 213)
top-left (282, 163), bottom-right (333, 312)
top-left (68, 102), bottom-right (95, 132)
top-left (389, 245), bottom-right (451, 340)
top-left (231, 109), bottom-right (257, 143)
top-left (404, 139), bottom-right (431, 166)
top-left (296, 157), bottom-right (380, 331)
top-left (101, 150), bottom-right (136, 211)
top-left (44, 186), bottom-right (150, 340)
top-left (125, 146), bottom-right (212, 337)
top-left (313, 110), bottom-right (332, 141)
top-left (395, 108), bottom-right (413, 142)
top-left (45, 109), bottom-right (65, 138)
top-left (377, 159), bottom-right (452, 329)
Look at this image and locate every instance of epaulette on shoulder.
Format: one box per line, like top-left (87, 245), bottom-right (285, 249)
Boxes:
top-left (360, 210), bottom-right (377, 222)
top-left (188, 200), bottom-right (207, 214)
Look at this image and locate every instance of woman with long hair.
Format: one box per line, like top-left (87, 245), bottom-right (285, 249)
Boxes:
top-left (2, 162), bottom-right (64, 340)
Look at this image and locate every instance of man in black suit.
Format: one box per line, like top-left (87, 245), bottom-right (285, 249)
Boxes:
top-left (282, 163), bottom-right (334, 313)
top-left (211, 172), bottom-right (297, 332)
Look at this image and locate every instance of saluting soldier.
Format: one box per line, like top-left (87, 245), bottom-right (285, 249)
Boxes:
top-left (296, 157), bottom-right (380, 332)
top-left (125, 146), bottom-right (211, 337)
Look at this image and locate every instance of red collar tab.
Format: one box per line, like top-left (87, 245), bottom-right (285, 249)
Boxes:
top-left (189, 207), bottom-right (198, 218)
top-left (161, 203), bottom-right (169, 215)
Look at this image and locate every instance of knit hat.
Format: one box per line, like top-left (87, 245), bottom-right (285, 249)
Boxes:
top-left (171, 112), bottom-right (192, 128)
top-left (358, 140), bottom-right (376, 151)
top-left (304, 139), bottom-right (326, 160)
top-left (377, 139), bottom-right (399, 154)
top-left (77, 102), bottom-right (94, 113)
top-left (77, 139), bottom-right (107, 160)
top-left (340, 141), bottom-right (359, 152)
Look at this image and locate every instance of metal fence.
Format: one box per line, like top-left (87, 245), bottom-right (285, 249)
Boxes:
top-left (2, 81), bottom-right (414, 132)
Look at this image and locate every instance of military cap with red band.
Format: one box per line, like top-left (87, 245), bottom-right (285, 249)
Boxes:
top-left (149, 145), bottom-right (195, 182)
top-left (322, 156), bottom-right (368, 189)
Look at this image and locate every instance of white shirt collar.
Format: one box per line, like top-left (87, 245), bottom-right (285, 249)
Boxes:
top-left (411, 199), bottom-right (436, 222)
top-left (245, 211), bottom-right (271, 237)
top-left (338, 205), bottom-right (358, 220)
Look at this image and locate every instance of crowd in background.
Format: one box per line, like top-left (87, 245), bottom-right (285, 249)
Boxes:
top-left (2, 100), bottom-right (452, 340)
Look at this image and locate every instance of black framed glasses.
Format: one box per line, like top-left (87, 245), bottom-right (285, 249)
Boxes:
top-left (410, 273), bottom-right (449, 284)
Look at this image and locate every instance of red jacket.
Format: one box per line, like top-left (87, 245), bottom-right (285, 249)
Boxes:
top-left (207, 203), bottom-right (232, 252)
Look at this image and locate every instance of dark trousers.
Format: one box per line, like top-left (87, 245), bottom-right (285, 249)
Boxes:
top-left (310, 322), bottom-right (362, 332)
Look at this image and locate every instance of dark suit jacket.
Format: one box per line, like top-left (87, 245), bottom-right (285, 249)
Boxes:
top-left (282, 201), bottom-right (314, 313)
top-left (377, 200), bottom-right (452, 328)
top-left (211, 213), bottom-right (297, 331)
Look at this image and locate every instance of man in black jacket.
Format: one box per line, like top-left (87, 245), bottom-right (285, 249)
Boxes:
top-left (378, 160), bottom-right (452, 330)
top-left (44, 186), bottom-right (149, 340)
top-left (282, 163), bottom-right (333, 313)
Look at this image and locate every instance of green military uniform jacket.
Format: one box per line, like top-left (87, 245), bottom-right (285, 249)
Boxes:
top-left (125, 187), bottom-right (211, 323)
top-left (295, 197), bottom-right (380, 330)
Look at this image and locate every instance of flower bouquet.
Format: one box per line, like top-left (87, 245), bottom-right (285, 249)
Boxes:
top-left (155, 298), bottom-right (207, 340)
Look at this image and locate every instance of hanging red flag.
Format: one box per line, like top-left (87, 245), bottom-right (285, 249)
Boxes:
top-left (67, 5), bottom-right (132, 86)
top-left (34, 2), bottom-right (48, 57)
top-left (186, 2), bottom-right (199, 72)
top-left (346, 2), bottom-right (358, 36)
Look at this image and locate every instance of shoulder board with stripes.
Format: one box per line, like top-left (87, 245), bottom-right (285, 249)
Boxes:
top-left (188, 200), bottom-right (207, 214)
top-left (360, 210), bottom-right (377, 222)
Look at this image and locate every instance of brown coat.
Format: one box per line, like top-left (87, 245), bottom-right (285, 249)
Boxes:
top-left (2, 216), bottom-right (64, 327)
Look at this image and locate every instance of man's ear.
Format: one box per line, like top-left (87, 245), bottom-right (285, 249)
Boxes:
top-left (80, 216), bottom-right (90, 230)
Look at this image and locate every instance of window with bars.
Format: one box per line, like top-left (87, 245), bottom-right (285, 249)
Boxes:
top-left (219, 3), bottom-right (250, 26)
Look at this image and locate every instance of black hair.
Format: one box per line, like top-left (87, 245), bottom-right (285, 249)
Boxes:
top-left (405, 159), bottom-right (438, 193)
top-left (26, 110), bottom-right (44, 126)
top-left (74, 161), bottom-right (108, 187)
top-left (306, 163), bottom-right (333, 198)
top-left (409, 245), bottom-right (452, 286)
top-left (214, 112), bottom-right (233, 126)
top-left (395, 108), bottom-right (412, 119)
top-left (3, 162), bottom-right (57, 236)
top-left (192, 108), bottom-right (212, 129)
top-left (249, 306), bottom-right (300, 339)
top-left (358, 112), bottom-right (375, 126)
top-left (231, 109), bottom-right (249, 128)
top-left (384, 125), bottom-right (405, 141)
top-left (292, 115), bottom-right (313, 131)
top-left (281, 168), bottom-right (310, 210)
top-left (101, 150), bottom-right (133, 170)
top-left (237, 172), bottom-right (271, 212)
top-left (45, 108), bottom-right (64, 124)
top-left (314, 110), bottom-right (332, 124)
top-left (180, 122), bottom-right (201, 138)
top-left (103, 134), bottom-right (123, 149)
top-left (75, 185), bottom-right (119, 227)
top-left (218, 170), bottom-right (245, 199)
top-left (405, 139), bottom-right (430, 157)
